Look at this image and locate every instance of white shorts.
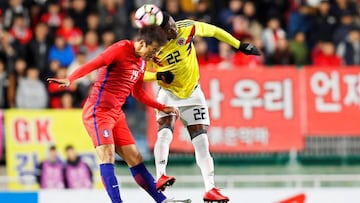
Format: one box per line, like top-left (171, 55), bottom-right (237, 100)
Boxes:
top-left (156, 84), bottom-right (210, 126)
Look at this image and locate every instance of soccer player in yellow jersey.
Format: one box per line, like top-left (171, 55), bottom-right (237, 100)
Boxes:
top-left (143, 10), bottom-right (260, 203)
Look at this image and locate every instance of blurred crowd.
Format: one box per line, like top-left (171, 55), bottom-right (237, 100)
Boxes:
top-left (36, 145), bottom-right (93, 189)
top-left (0, 0), bottom-right (359, 109)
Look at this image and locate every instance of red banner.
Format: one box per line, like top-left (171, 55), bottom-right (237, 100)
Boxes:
top-left (304, 68), bottom-right (360, 135)
top-left (146, 67), bottom-right (303, 153)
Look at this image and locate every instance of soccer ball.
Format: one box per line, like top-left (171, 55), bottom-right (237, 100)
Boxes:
top-left (134, 4), bottom-right (164, 28)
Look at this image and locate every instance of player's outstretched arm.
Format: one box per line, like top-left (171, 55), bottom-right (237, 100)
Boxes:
top-left (143, 70), bottom-right (157, 82)
top-left (48, 54), bottom-right (106, 86)
top-left (194, 21), bottom-right (261, 56)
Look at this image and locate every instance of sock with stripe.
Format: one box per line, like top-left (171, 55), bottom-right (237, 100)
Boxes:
top-left (130, 162), bottom-right (167, 203)
top-left (100, 163), bottom-right (122, 203)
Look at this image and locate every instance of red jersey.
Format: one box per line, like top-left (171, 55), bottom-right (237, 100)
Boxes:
top-left (68, 40), bottom-right (164, 110)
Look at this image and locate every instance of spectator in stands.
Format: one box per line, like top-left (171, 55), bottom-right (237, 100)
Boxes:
top-left (194, 36), bottom-right (221, 66)
top-left (133, 0), bottom-right (163, 10)
top-left (192, 0), bottom-right (213, 24)
top-left (28, 2), bottom-right (42, 29)
top-left (48, 34), bottom-right (75, 68)
top-left (289, 32), bottom-right (309, 66)
top-left (331, 0), bottom-right (358, 22)
top-left (60, 92), bottom-right (74, 109)
top-left (26, 22), bottom-right (50, 81)
top-left (333, 11), bottom-right (357, 45)
top-left (67, 49), bottom-right (94, 106)
top-left (312, 41), bottom-right (343, 66)
top-left (269, 38), bottom-right (295, 65)
top-left (312, 0), bottom-right (338, 44)
top-left (262, 17), bottom-right (286, 61)
top-left (68, 0), bottom-right (89, 33)
top-left (240, 0), bottom-right (262, 40)
top-left (60, 0), bottom-right (72, 11)
top-left (9, 13), bottom-right (33, 46)
top-left (101, 29), bottom-right (116, 48)
top-left (163, 0), bottom-right (189, 21)
top-left (256, 0), bottom-right (289, 27)
top-left (36, 145), bottom-right (65, 189)
top-left (287, 3), bottom-right (313, 39)
top-left (191, 0), bottom-right (218, 53)
top-left (98, 0), bottom-right (130, 40)
top-left (85, 11), bottom-right (103, 37)
top-left (63, 145), bottom-right (93, 189)
top-left (48, 59), bottom-right (61, 77)
top-left (0, 30), bottom-right (25, 70)
top-left (3, 0), bottom-right (30, 29)
top-left (0, 59), bottom-right (6, 108)
top-left (81, 30), bottom-right (104, 61)
top-left (337, 27), bottom-right (360, 65)
top-left (217, 41), bottom-right (235, 69)
top-left (40, 1), bottom-right (64, 38)
top-left (15, 67), bottom-right (48, 108)
top-left (179, 0), bottom-right (197, 14)
top-left (231, 15), bottom-right (253, 42)
top-left (48, 67), bottom-right (76, 108)
top-left (219, 0), bottom-right (243, 31)
top-left (7, 57), bottom-right (27, 108)
top-left (55, 15), bottom-right (83, 50)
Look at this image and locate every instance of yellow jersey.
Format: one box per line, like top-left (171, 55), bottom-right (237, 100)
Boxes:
top-left (144, 20), bottom-right (241, 99)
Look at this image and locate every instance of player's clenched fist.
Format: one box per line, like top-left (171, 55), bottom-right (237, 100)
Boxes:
top-left (238, 42), bottom-right (261, 55)
top-left (156, 71), bottom-right (174, 84)
top-left (47, 78), bottom-right (70, 87)
top-left (162, 106), bottom-right (180, 118)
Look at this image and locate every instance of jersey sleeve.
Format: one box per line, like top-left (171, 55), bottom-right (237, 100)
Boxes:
top-left (144, 71), bottom-right (157, 81)
top-left (194, 21), bottom-right (241, 49)
top-left (132, 74), bottom-right (165, 110)
top-left (99, 42), bottom-right (124, 65)
top-left (68, 55), bottom-right (106, 83)
top-left (68, 42), bottom-right (125, 83)
top-left (143, 61), bottom-right (157, 81)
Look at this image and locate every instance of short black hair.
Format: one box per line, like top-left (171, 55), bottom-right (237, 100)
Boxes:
top-left (160, 11), bottom-right (170, 28)
top-left (136, 25), bottom-right (167, 46)
top-left (65, 144), bottom-right (74, 151)
top-left (49, 145), bottom-right (56, 151)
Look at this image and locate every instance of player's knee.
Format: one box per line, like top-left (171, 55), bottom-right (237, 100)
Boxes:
top-left (190, 129), bottom-right (207, 140)
top-left (95, 144), bottom-right (115, 163)
top-left (157, 127), bottom-right (173, 143)
top-left (158, 124), bottom-right (174, 132)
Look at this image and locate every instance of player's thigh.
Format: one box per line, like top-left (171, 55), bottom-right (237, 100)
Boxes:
top-left (82, 102), bottom-right (116, 147)
top-left (155, 85), bottom-right (207, 121)
top-left (112, 114), bottom-right (136, 147)
top-left (179, 105), bottom-right (210, 126)
top-left (155, 88), bottom-right (178, 121)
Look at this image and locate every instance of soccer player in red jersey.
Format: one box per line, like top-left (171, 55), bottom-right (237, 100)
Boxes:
top-left (48, 26), bottom-right (182, 203)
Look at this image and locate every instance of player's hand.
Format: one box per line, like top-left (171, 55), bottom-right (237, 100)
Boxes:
top-left (163, 106), bottom-right (180, 118)
top-left (47, 78), bottom-right (70, 87)
top-left (238, 42), bottom-right (261, 55)
top-left (156, 71), bottom-right (174, 84)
